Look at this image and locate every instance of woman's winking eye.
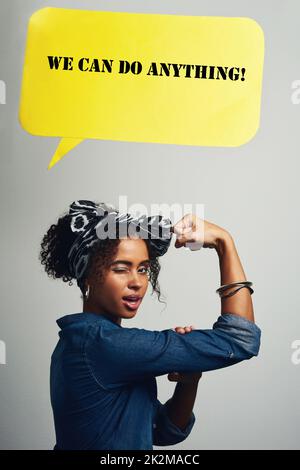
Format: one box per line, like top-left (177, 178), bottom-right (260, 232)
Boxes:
top-left (112, 264), bottom-right (150, 275)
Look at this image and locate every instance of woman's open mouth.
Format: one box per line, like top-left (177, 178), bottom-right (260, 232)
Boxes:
top-left (122, 296), bottom-right (142, 311)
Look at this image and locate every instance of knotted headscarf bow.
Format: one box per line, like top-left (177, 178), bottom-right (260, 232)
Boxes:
top-left (67, 200), bottom-right (173, 288)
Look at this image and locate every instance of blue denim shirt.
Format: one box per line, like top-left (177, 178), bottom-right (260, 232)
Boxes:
top-left (50, 312), bottom-right (261, 450)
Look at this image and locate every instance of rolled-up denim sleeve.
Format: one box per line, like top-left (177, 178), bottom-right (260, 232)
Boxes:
top-left (152, 399), bottom-right (196, 446)
top-left (85, 313), bottom-right (261, 389)
top-left (212, 313), bottom-right (261, 358)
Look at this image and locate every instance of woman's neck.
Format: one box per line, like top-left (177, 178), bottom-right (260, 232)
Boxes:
top-left (82, 302), bottom-right (122, 326)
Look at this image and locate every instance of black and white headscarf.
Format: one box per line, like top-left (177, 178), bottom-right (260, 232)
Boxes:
top-left (67, 200), bottom-right (173, 289)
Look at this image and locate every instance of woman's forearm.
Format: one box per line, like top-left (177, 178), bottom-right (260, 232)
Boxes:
top-left (172, 214), bottom-right (255, 323)
top-left (164, 380), bottom-right (199, 431)
top-left (216, 231), bottom-right (254, 323)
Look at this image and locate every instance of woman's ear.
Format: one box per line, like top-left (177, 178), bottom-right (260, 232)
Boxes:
top-left (81, 277), bottom-right (89, 295)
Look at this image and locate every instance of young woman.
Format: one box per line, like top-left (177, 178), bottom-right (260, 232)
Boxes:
top-left (39, 199), bottom-right (261, 450)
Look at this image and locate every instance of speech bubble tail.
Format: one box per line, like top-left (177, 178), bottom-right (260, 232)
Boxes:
top-left (48, 138), bottom-right (84, 169)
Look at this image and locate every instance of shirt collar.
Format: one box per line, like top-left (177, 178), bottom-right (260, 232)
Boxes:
top-left (56, 312), bottom-right (122, 329)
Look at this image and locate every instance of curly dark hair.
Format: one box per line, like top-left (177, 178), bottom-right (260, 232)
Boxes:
top-left (39, 205), bottom-right (166, 304)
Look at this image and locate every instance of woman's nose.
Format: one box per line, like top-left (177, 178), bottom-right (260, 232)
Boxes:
top-left (128, 271), bottom-right (143, 287)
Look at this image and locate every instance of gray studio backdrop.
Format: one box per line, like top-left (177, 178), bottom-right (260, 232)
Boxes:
top-left (0, 0), bottom-right (299, 450)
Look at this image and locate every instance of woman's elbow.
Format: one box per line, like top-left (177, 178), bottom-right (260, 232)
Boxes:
top-left (234, 329), bottom-right (261, 360)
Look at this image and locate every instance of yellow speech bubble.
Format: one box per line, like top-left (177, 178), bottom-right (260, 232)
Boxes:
top-left (19, 8), bottom-right (264, 169)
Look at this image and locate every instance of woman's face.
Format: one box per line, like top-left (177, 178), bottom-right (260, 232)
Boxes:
top-left (83, 237), bottom-right (150, 324)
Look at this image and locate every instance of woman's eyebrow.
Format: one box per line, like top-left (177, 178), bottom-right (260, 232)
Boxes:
top-left (110, 259), bottom-right (150, 266)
